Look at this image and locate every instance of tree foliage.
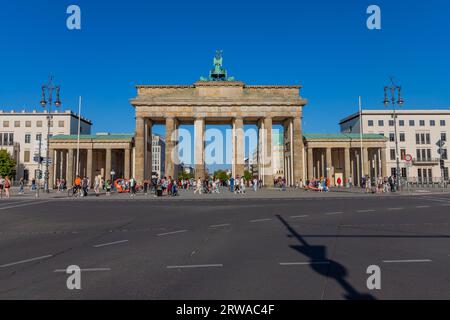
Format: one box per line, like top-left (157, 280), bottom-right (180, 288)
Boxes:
top-left (0, 150), bottom-right (15, 178)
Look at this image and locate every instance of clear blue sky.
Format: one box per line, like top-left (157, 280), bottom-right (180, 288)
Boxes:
top-left (1, 1), bottom-right (449, 168)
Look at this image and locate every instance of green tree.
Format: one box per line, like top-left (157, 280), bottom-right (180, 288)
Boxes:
top-left (213, 169), bottom-right (229, 182)
top-left (0, 150), bottom-right (16, 178)
top-left (243, 170), bottom-right (253, 181)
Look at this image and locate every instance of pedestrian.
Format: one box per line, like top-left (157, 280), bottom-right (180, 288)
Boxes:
top-left (19, 178), bottom-right (25, 194)
top-left (4, 176), bottom-right (11, 198)
top-left (253, 177), bottom-right (258, 192)
top-left (337, 176), bottom-right (342, 187)
top-left (129, 177), bottom-right (136, 197)
top-left (0, 176), bottom-right (3, 198)
top-left (194, 177), bottom-right (202, 194)
top-left (105, 179), bottom-right (111, 196)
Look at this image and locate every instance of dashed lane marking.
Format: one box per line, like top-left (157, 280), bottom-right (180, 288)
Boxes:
top-left (166, 264), bottom-right (223, 269)
top-left (157, 230), bottom-right (188, 236)
top-left (382, 259), bottom-right (432, 263)
top-left (290, 215), bottom-right (309, 218)
top-left (93, 240), bottom-right (129, 248)
top-left (357, 209), bottom-right (376, 213)
top-left (209, 224), bottom-right (231, 228)
top-left (249, 218), bottom-right (272, 223)
top-left (0, 255), bottom-right (53, 268)
top-left (279, 261), bottom-right (330, 266)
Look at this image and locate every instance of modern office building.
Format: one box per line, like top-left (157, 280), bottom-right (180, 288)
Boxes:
top-left (151, 134), bottom-right (165, 178)
top-left (340, 109), bottom-right (450, 182)
top-left (0, 109), bottom-right (92, 181)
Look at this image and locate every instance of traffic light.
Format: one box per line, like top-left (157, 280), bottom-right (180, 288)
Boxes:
top-left (440, 159), bottom-right (445, 169)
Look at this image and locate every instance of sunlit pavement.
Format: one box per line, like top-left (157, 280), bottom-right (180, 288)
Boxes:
top-left (0, 192), bottom-right (449, 299)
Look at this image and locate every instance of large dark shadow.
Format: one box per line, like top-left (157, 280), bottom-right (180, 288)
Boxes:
top-left (276, 215), bottom-right (376, 300)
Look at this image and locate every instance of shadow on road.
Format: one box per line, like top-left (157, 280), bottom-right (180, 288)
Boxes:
top-left (276, 214), bottom-right (376, 300)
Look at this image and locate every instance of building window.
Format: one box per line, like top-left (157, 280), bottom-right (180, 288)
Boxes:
top-left (37, 121), bottom-right (43, 127)
top-left (58, 120), bottom-right (64, 127)
top-left (390, 149), bottom-right (396, 160)
top-left (14, 121), bottom-right (20, 127)
top-left (24, 150), bottom-right (30, 163)
top-left (389, 120), bottom-right (394, 127)
top-left (409, 120), bottom-right (415, 126)
top-left (430, 120), bottom-right (435, 126)
top-left (440, 120), bottom-right (446, 126)
top-left (399, 120), bottom-right (405, 126)
top-left (416, 149), bottom-right (421, 160)
top-left (36, 133), bottom-right (42, 141)
top-left (378, 120), bottom-right (384, 126)
top-left (427, 149), bottom-right (431, 160)
top-left (25, 134), bottom-right (31, 144)
top-left (400, 149), bottom-right (406, 160)
top-left (389, 133), bottom-right (395, 142)
top-left (391, 168), bottom-right (396, 176)
top-left (399, 133), bottom-right (405, 142)
top-left (441, 149), bottom-right (448, 160)
top-left (426, 133), bottom-right (431, 145)
top-left (401, 167), bottom-right (407, 178)
top-left (3, 121), bottom-right (9, 127)
top-left (2, 133), bottom-right (7, 145)
top-left (444, 167), bottom-right (449, 181)
top-left (8, 133), bottom-right (14, 145)
top-left (26, 121), bottom-right (32, 127)
top-left (368, 120), bottom-right (374, 127)
top-left (441, 132), bottom-right (447, 142)
top-left (416, 133), bottom-right (420, 144)
top-left (419, 120), bottom-right (425, 126)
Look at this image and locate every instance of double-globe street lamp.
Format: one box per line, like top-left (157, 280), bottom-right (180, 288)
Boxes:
top-left (383, 77), bottom-right (404, 191)
top-left (40, 76), bottom-right (61, 193)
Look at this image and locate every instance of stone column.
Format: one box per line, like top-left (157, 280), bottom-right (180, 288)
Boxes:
top-left (380, 148), bottom-right (387, 177)
top-left (145, 119), bottom-right (153, 180)
top-left (67, 149), bottom-right (74, 187)
top-left (194, 117), bottom-right (205, 179)
top-left (263, 117), bottom-right (273, 186)
top-left (87, 148), bottom-right (93, 186)
top-left (134, 117), bottom-right (146, 182)
top-left (124, 148), bottom-right (130, 179)
top-left (344, 147), bottom-right (351, 183)
top-left (374, 151), bottom-right (378, 178)
top-left (233, 117), bottom-right (245, 178)
top-left (326, 148), bottom-right (332, 180)
top-left (292, 117), bottom-right (303, 185)
top-left (165, 117), bottom-right (176, 179)
top-left (307, 147), bottom-right (314, 180)
top-left (355, 151), bottom-right (360, 186)
top-left (105, 148), bottom-right (112, 181)
top-left (48, 148), bottom-right (55, 189)
top-left (363, 147), bottom-right (369, 177)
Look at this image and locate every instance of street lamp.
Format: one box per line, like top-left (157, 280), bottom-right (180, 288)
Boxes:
top-left (383, 77), bottom-right (404, 191)
top-left (40, 76), bottom-right (61, 193)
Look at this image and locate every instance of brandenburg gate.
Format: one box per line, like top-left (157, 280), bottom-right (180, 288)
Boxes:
top-left (130, 51), bottom-right (308, 186)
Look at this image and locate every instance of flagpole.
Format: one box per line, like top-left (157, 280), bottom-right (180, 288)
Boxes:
top-left (359, 96), bottom-right (364, 187)
top-left (76, 96), bottom-right (82, 177)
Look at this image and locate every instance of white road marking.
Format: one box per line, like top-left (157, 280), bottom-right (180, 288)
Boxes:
top-left (0, 200), bottom-right (53, 211)
top-left (416, 205), bottom-right (430, 208)
top-left (166, 264), bottom-right (223, 269)
top-left (357, 209), bottom-right (375, 213)
top-left (325, 211), bottom-right (343, 215)
top-left (279, 261), bottom-right (330, 266)
top-left (290, 215), bottom-right (309, 218)
top-left (93, 240), bottom-right (129, 248)
top-left (249, 218), bottom-right (272, 223)
top-left (382, 259), bottom-right (432, 263)
top-left (0, 254), bottom-right (53, 268)
top-left (420, 197), bottom-right (450, 203)
top-left (54, 268), bottom-right (111, 272)
top-left (388, 207), bottom-right (404, 210)
top-left (209, 224), bottom-right (231, 228)
top-left (157, 230), bottom-right (188, 236)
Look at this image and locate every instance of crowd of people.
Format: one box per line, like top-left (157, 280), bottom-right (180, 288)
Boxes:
top-left (0, 172), bottom-right (403, 199)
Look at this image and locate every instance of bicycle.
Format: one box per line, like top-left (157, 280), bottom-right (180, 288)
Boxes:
top-left (68, 186), bottom-right (81, 198)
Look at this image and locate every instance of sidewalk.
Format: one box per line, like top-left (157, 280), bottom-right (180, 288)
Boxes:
top-left (3, 186), bottom-right (449, 201)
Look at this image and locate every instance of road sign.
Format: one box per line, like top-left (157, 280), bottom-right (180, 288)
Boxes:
top-left (404, 154), bottom-right (412, 163)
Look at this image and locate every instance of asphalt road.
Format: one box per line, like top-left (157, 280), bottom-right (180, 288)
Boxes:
top-left (0, 193), bottom-right (449, 300)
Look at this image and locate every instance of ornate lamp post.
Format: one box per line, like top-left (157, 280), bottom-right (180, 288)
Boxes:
top-left (40, 76), bottom-right (61, 193)
top-left (383, 77), bottom-right (404, 191)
